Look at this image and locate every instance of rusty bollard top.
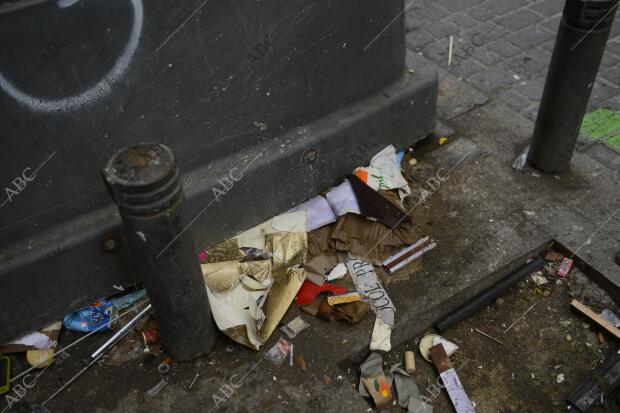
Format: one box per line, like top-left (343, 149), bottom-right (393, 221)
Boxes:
top-left (102, 143), bottom-right (182, 216)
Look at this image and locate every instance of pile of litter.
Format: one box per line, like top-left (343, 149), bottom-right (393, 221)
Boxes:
top-left (5, 142), bottom-right (615, 412)
top-left (1, 144), bottom-right (440, 410)
top-left (192, 145), bottom-right (448, 411)
top-left (197, 145), bottom-right (434, 353)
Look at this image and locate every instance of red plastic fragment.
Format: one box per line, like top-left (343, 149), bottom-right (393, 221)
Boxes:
top-left (295, 280), bottom-right (348, 306)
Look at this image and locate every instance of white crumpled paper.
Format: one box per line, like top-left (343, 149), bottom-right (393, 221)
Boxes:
top-left (354, 145), bottom-right (411, 200)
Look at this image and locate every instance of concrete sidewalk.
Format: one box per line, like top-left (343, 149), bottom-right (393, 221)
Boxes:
top-left (407, 0), bottom-right (620, 113)
top-left (407, 0), bottom-right (620, 173)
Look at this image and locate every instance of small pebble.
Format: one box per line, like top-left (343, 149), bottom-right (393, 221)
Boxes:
top-left (565, 334), bottom-right (572, 342)
top-left (409, 158), bottom-right (418, 166)
top-left (495, 297), bottom-right (505, 306)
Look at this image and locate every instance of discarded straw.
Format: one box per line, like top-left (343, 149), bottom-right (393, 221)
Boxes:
top-left (11, 301), bottom-right (150, 383)
top-left (504, 302), bottom-right (538, 334)
top-left (474, 328), bottom-right (504, 345)
top-left (189, 374), bottom-right (199, 390)
top-left (91, 304), bottom-right (152, 359)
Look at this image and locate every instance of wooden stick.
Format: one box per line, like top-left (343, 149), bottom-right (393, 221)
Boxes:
top-left (571, 299), bottom-right (620, 340)
top-left (475, 328), bottom-right (504, 345)
top-left (504, 302), bottom-right (538, 334)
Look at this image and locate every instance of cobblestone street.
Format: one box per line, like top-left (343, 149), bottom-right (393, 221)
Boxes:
top-left (406, 0), bottom-right (620, 114)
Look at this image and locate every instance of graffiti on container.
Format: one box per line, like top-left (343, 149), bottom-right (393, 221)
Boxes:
top-left (0, 0), bottom-right (144, 113)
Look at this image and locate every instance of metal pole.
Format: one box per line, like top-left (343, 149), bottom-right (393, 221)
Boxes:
top-left (527, 0), bottom-right (619, 173)
top-left (90, 303), bottom-right (152, 359)
top-left (102, 143), bottom-right (217, 360)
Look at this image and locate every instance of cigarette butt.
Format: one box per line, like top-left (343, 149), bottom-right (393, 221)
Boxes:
top-left (404, 351), bottom-right (416, 374)
top-left (598, 331), bottom-right (605, 344)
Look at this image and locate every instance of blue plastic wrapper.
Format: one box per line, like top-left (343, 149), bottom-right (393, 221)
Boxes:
top-left (63, 300), bottom-right (114, 333)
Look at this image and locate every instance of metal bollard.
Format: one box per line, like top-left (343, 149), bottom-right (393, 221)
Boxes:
top-left (528, 0), bottom-right (619, 173)
top-left (102, 143), bottom-right (217, 360)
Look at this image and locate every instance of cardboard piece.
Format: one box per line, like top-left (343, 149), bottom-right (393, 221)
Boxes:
top-left (348, 173), bottom-right (411, 228)
top-left (330, 213), bottom-right (418, 264)
top-left (303, 254), bottom-right (338, 285)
